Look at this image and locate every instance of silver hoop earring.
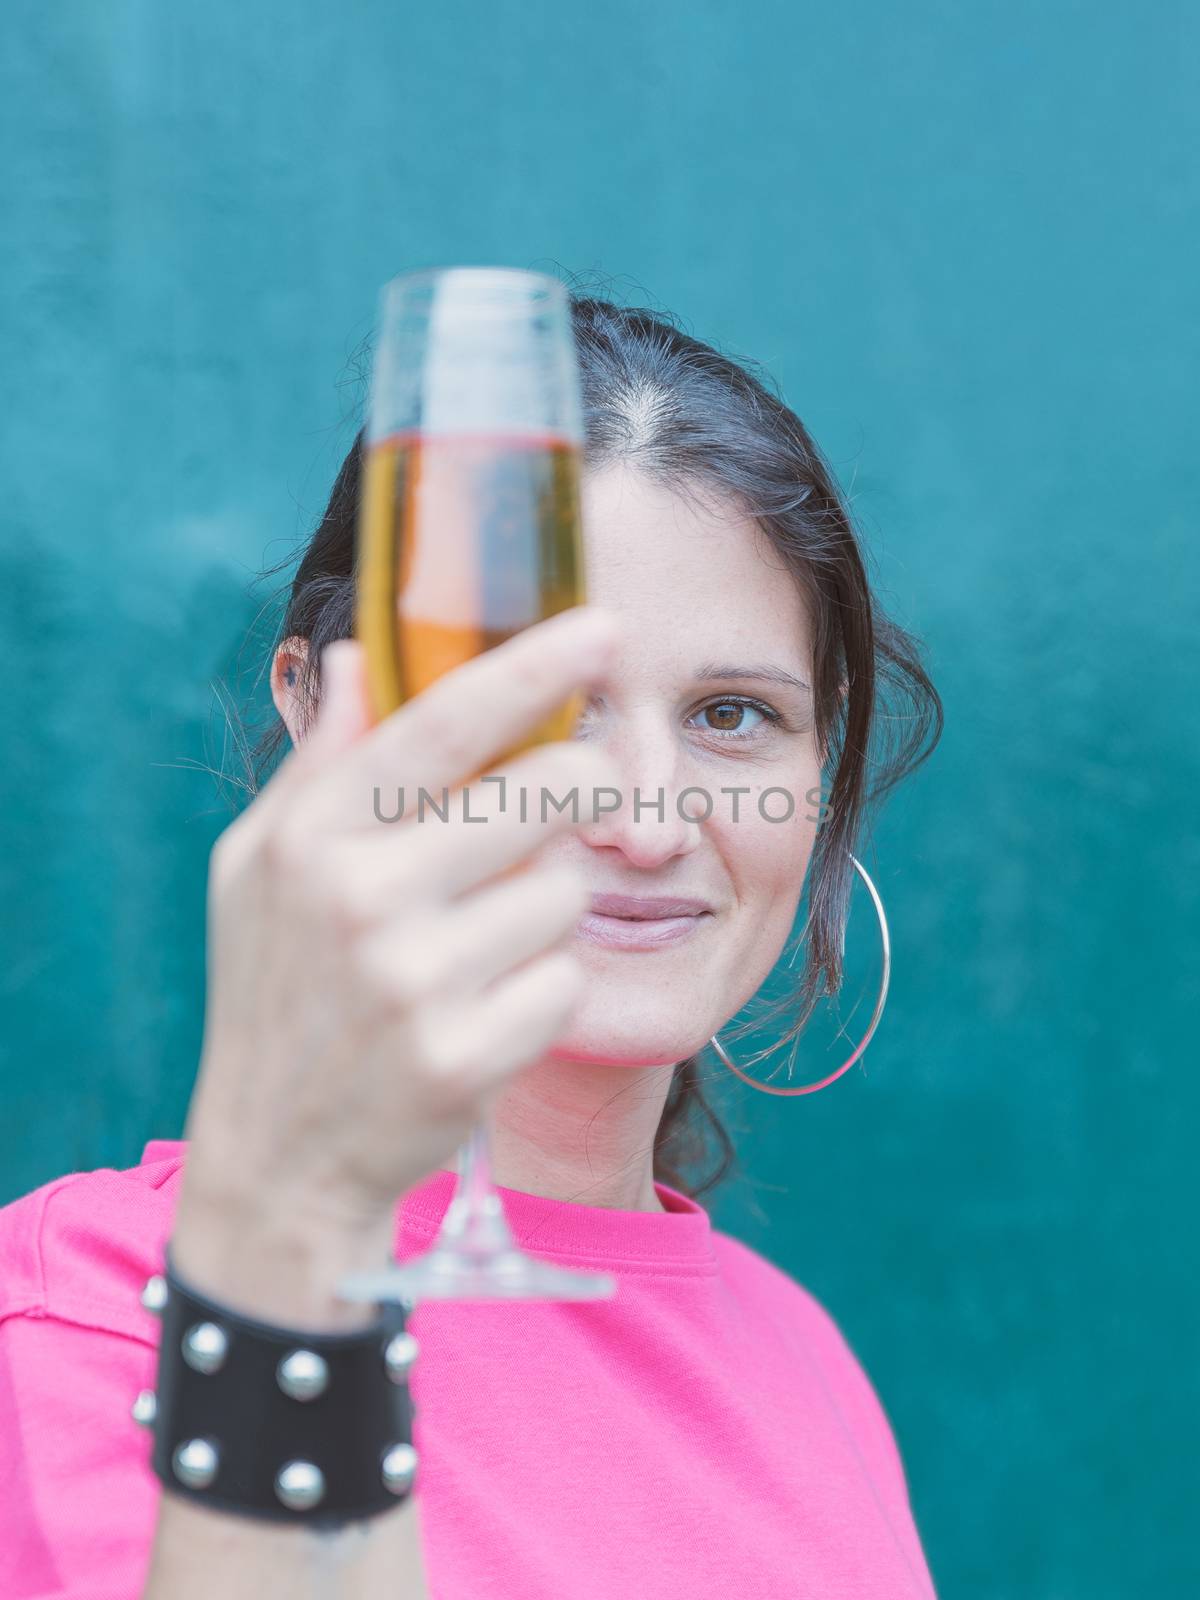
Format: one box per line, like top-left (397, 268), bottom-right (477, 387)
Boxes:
top-left (708, 852), bottom-right (891, 1096)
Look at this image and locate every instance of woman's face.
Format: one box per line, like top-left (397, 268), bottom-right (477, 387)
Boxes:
top-left (538, 462), bottom-right (823, 1069)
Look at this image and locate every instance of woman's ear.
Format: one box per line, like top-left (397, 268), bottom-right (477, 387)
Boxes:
top-left (270, 636), bottom-right (311, 745)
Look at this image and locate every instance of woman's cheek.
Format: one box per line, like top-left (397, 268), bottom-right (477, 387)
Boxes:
top-left (717, 819), bottom-right (810, 1002)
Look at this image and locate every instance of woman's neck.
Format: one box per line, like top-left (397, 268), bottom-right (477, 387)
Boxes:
top-left (486, 1055), bottom-right (678, 1212)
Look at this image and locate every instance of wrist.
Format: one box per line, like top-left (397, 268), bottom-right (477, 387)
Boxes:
top-left (171, 1182), bottom-right (396, 1334)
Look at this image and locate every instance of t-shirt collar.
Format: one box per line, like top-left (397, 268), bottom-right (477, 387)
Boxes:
top-left (398, 1166), bottom-right (717, 1276)
top-left (140, 1142), bottom-right (718, 1278)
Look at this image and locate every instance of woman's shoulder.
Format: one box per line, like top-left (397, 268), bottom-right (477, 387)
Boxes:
top-left (0, 1140), bottom-right (185, 1341)
top-left (709, 1224), bottom-right (915, 1496)
top-left (709, 1221), bottom-right (846, 1334)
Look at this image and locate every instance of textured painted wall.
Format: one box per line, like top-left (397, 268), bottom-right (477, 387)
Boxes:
top-left (2, 2), bottom-right (1197, 1594)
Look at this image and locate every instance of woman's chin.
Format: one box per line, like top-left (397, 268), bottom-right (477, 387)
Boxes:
top-left (549, 1014), bottom-right (709, 1071)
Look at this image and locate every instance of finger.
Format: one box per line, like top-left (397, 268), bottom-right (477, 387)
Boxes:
top-left (423, 950), bottom-right (585, 1094)
top-left (290, 605), bottom-right (620, 833)
top-left (353, 861), bottom-right (588, 1001)
top-left (306, 638), bottom-right (375, 759)
top-left (312, 742), bottom-right (614, 918)
top-left (259, 638), bottom-right (374, 797)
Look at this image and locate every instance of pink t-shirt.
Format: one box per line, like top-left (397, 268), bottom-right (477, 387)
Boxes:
top-left (0, 1140), bottom-right (938, 1598)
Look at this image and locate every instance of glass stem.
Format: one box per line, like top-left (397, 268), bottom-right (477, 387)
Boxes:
top-left (437, 1117), bottom-right (517, 1259)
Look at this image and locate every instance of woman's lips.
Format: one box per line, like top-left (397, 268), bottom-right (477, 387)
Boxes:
top-left (576, 910), bottom-right (711, 950)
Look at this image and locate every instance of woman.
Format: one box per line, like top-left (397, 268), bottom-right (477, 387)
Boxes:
top-left (0, 294), bottom-right (943, 1597)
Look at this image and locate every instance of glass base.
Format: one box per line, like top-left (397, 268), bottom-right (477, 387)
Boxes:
top-left (337, 1175), bottom-right (616, 1304)
top-left (338, 1248), bottom-right (616, 1304)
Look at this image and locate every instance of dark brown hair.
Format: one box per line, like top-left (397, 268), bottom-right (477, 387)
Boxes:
top-left (231, 289), bottom-right (943, 1202)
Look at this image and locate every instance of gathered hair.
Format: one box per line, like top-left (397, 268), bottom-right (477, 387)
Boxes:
top-left (222, 285), bottom-right (943, 1202)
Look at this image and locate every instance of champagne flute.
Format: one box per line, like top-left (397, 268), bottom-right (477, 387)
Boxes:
top-left (337, 267), bottom-right (616, 1304)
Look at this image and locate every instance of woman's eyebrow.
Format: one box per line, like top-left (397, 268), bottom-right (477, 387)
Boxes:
top-left (693, 662), bottom-right (812, 694)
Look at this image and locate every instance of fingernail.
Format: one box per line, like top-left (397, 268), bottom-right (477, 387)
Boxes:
top-left (570, 609), bottom-right (618, 664)
top-left (320, 641), bottom-right (352, 712)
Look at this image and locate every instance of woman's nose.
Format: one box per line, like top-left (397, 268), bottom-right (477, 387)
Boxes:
top-left (577, 722), bottom-right (703, 868)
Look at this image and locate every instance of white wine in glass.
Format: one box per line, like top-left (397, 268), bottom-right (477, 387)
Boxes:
top-left (337, 266), bottom-right (616, 1305)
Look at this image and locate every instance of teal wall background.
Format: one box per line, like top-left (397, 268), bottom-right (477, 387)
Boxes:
top-left (3, 3), bottom-right (1197, 1594)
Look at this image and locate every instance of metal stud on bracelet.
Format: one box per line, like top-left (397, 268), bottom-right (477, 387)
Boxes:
top-left (275, 1459), bottom-right (326, 1510)
top-left (182, 1321), bottom-right (229, 1374)
top-left (384, 1330), bottom-right (419, 1383)
top-left (173, 1437), bottom-right (220, 1489)
top-left (140, 1274), bottom-right (168, 1315)
top-left (277, 1349), bottom-right (331, 1401)
top-left (131, 1389), bottom-right (157, 1427)
top-left (381, 1442), bottom-right (418, 1496)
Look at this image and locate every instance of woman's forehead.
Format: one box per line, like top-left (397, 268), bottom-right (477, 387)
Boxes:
top-left (580, 463), bottom-right (812, 661)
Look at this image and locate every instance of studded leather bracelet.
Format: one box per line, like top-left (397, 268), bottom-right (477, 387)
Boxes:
top-left (132, 1245), bottom-right (419, 1526)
